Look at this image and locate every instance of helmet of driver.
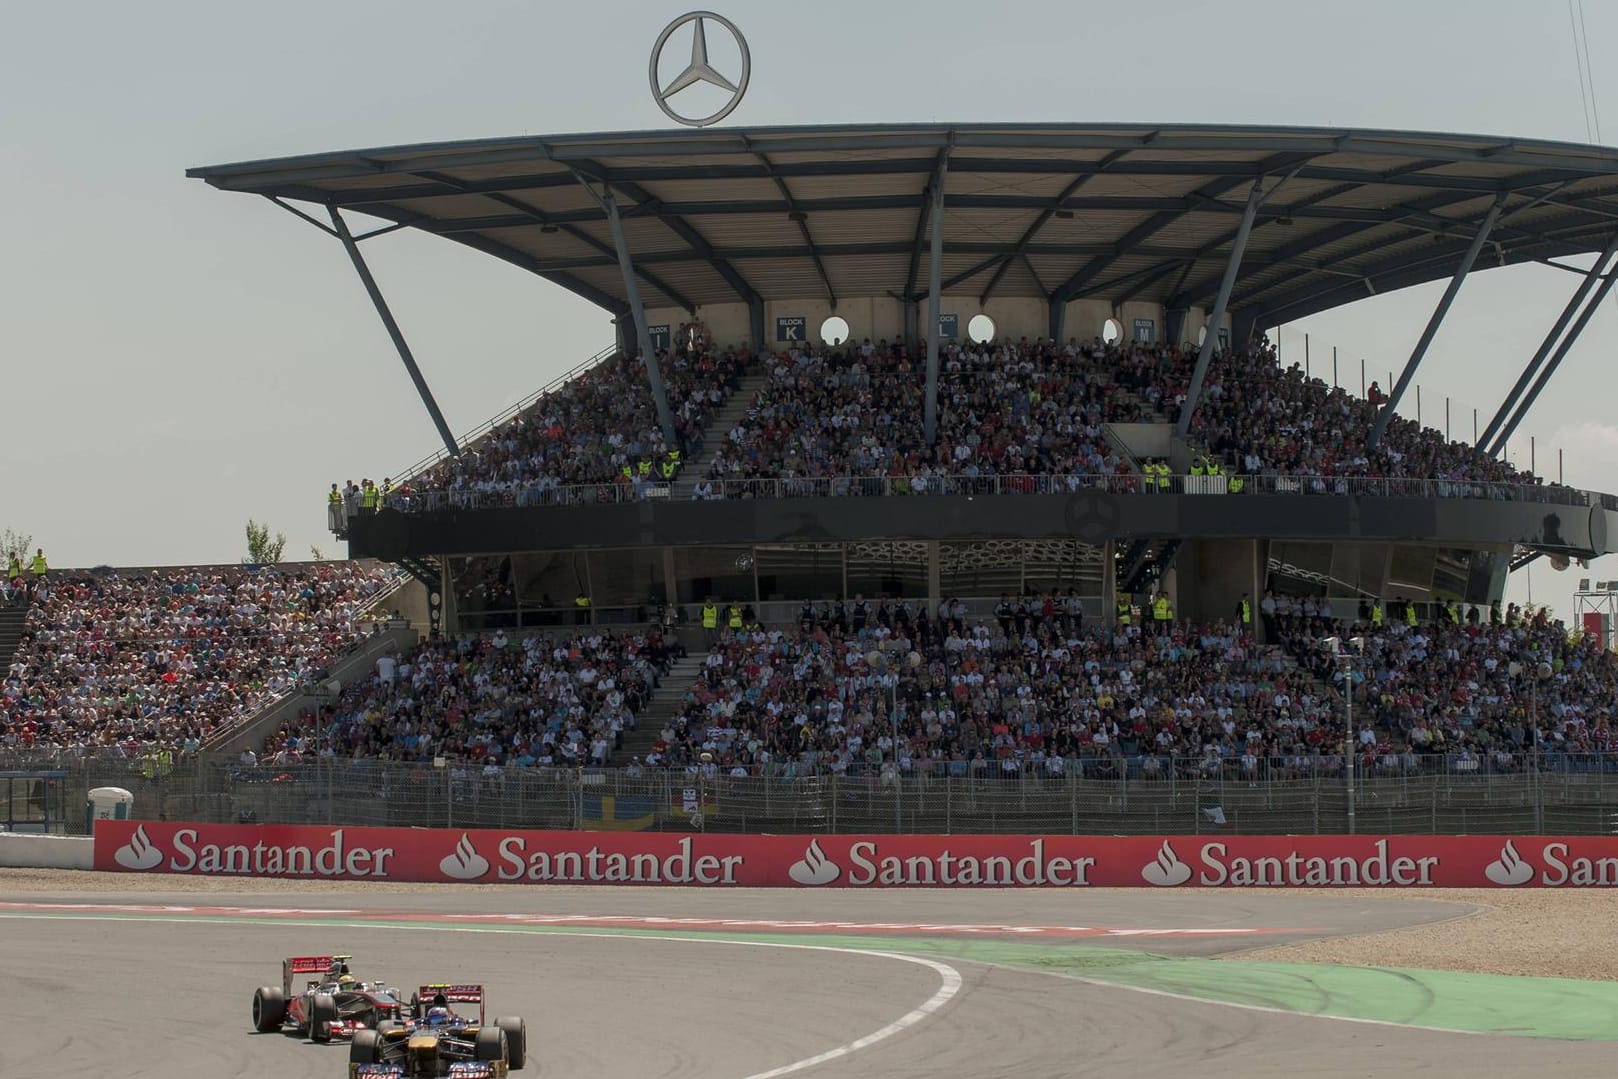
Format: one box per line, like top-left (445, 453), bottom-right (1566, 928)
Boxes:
top-left (427, 1006), bottom-right (450, 1025)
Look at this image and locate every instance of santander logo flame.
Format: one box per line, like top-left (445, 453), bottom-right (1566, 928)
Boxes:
top-left (438, 833), bottom-right (491, 880)
top-left (1140, 840), bottom-right (1193, 886)
top-left (788, 838), bottom-right (841, 886)
top-left (113, 824), bottom-right (164, 870)
top-left (1484, 839), bottom-right (1534, 886)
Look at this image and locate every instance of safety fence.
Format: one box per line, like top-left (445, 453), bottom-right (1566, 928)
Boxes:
top-left (360, 471), bottom-right (1605, 516)
top-left (14, 756), bottom-right (1618, 837)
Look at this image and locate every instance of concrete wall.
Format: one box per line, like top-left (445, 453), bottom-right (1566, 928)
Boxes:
top-left (1181, 538), bottom-right (1263, 626)
top-left (1107, 423), bottom-right (1172, 459)
top-left (0, 833), bottom-right (93, 869)
top-left (637, 298), bottom-right (1232, 351)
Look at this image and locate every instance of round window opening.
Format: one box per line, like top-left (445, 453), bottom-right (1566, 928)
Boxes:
top-left (820, 315), bottom-right (850, 346)
top-left (967, 314), bottom-right (996, 344)
top-left (1101, 318), bottom-right (1122, 344)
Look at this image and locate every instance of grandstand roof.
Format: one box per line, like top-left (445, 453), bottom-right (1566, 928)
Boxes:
top-left (189, 123), bottom-right (1618, 324)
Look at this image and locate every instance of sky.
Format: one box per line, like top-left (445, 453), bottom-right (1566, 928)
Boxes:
top-left (4, 0), bottom-right (1617, 620)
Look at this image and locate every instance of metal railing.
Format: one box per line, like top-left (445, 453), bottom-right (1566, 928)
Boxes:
top-left (359, 470), bottom-right (1604, 515)
top-left (13, 753), bottom-right (1618, 836)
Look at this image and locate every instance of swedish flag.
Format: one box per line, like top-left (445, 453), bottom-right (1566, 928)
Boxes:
top-left (580, 793), bottom-right (656, 832)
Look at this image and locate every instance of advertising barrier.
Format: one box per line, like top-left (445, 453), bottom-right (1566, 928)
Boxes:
top-left (91, 821), bottom-right (1618, 888)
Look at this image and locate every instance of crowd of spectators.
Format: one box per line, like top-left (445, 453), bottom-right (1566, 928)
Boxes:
top-left (1276, 599), bottom-right (1618, 775)
top-left (1185, 346), bottom-right (1538, 494)
top-left (1, 563), bottom-right (400, 756)
top-left (699, 339), bottom-right (1139, 495)
top-left (261, 628), bottom-right (681, 770)
top-left (644, 606), bottom-right (1352, 780)
top-left (699, 335), bottom-right (1546, 497)
top-left (369, 329), bottom-right (1559, 509)
top-left (385, 339), bottom-right (753, 509)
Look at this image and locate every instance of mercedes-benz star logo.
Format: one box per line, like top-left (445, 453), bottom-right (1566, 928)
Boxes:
top-left (649, 11), bottom-right (750, 128)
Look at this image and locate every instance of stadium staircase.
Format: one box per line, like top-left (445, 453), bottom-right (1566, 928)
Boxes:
top-left (0, 603), bottom-right (29, 671)
top-left (1117, 538), bottom-right (1184, 595)
top-left (671, 369), bottom-right (771, 496)
top-left (612, 652), bottom-right (707, 765)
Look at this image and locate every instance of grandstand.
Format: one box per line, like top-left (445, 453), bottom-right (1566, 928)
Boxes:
top-left (0, 562), bottom-right (405, 759)
top-left (164, 122), bottom-right (1618, 779)
top-left (15, 121), bottom-right (1602, 785)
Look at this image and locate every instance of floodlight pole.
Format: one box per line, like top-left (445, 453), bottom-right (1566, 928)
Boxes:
top-left (1480, 230), bottom-right (1618, 451)
top-left (1176, 179), bottom-right (1264, 439)
top-left (1489, 251), bottom-right (1618, 456)
top-left (329, 207), bottom-right (459, 460)
top-left (924, 167), bottom-right (947, 445)
top-left (1367, 194), bottom-right (1506, 451)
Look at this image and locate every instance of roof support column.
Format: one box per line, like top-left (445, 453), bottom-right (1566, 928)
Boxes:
top-left (924, 168), bottom-right (946, 446)
top-left (1176, 179), bottom-right (1264, 439)
top-left (1479, 230), bottom-right (1618, 451)
top-left (328, 207), bottom-right (459, 459)
top-left (1048, 298), bottom-right (1065, 345)
top-left (600, 189), bottom-right (679, 448)
top-left (1367, 193), bottom-right (1506, 451)
top-left (749, 296), bottom-right (766, 355)
top-left (1488, 251), bottom-right (1618, 456)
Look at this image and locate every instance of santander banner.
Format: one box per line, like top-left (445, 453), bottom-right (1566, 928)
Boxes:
top-left (91, 822), bottom-right (1618, 888)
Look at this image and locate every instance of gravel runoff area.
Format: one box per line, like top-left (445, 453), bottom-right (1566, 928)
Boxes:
top-left (1233, 888), bottom-right (1618, 982)
top-left (4, 870), bottom-right (1609, 982)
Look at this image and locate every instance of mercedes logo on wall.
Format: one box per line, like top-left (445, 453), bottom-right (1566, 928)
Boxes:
top-left (649, 11), bottom-right (750, 127)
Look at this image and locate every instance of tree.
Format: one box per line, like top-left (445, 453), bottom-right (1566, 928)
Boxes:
top-left (309, 545), bottom-right (326, 562)
top-left (244, 519), bottom-right (286, 565)
top-left (0, 529), bottom-right (31, 567)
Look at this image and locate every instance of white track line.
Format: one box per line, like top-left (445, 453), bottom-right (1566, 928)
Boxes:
top-left (0, 912), bottom-right (964, 1075)
top-left (738, 950), bottom-right (962, 1079)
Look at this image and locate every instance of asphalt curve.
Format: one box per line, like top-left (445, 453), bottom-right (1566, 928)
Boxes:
top-left (1, 881), bottom-right (1613, 1078)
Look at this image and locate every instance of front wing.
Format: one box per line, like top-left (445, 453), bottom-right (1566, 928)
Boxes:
top-left (354, 1064), bottom-right (503, 1079)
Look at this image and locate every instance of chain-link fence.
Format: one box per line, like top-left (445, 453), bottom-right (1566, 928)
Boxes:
top-left (12, 754), bottom-right (1618, 837)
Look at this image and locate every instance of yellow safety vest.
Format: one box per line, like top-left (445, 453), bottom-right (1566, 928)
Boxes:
top-left (1190, 460), bottom-right (1205, 477)
top-left (1153, 598), bottom-right (1171, 621)
top-left (574, 595), bottom-right (591, 608)
top-left (1240, 601), bottom-right (1251, 624)
top-left (1227, 474), bottom-right (1243, 493)
top-left (328, 489), bottom-right (343, 506)
top-left (1405, 604), bottom-right (1418, 626)
top-left (361, 486), bottom-right (378, 508)
top-left (637, 461), bottom-right (652, 477)
top-left (1371, 604), bottom-right (1383, 627)
top-left (728, 606), bottom-right (743, 629)
top-left (30, 555), bottom-right (48, 576)
top-left (661, 461), bottom-right (676, 479)
top-left (7, 559), bottom-right (21, 579)
top-left (701, 605), bottom-right (718, 629)
top-left (1116, 601), bottom-right (1131, 625)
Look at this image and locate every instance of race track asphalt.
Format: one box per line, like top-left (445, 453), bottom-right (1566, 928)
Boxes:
top-left (1, 879), bottom-right (1611, 1078)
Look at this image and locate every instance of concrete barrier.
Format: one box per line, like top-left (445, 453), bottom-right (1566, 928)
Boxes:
top-left (0, 832), bottom-right (94, 870)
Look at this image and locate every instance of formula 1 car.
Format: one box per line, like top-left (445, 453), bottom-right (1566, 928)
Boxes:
top-left (347, 983), bottom-right (527, 1078)
top-left (252, 954), bottom-right (407, 1042)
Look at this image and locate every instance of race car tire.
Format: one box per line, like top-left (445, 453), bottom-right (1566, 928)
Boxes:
top-left (253, 986), bottom-right (287, 1033)
top-left (496, 1017), bottom-right (527, 1069)
top-left (473, 1026), bottom-right (508, 1064)
top-left (310, 992), bottom-right (338, 1043)
top-left (349, 1030), bottom-right (382, 1065)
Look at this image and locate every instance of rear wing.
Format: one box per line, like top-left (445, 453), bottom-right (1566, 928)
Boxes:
top-left (417, 983), bottom-right (486, 1023)
top-left (282, 954), bottom-right (351, 995)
